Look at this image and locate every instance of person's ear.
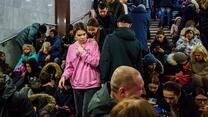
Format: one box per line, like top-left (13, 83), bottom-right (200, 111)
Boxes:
top-left (118, 87), bottom-right (125, 97)
top-left (117, 22), bottom-right (120, 27)
top-left (128, 24), bottom-right (132, 28)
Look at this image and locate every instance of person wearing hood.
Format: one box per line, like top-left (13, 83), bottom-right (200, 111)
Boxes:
top-left (99, 14), bottom-right (143, 84)
top-left (176, 27), bottom-right (201, 55)
top-left (129, 4), bottom-right (150, 55)
top-left (143, 53), bottom-right (164, 84)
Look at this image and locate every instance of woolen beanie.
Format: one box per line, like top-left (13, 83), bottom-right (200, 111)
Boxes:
top-left (117, 14), bottom-right (132, 24)
top-left (144, 53), bottom-right (157, 65)
top-left (173, 52), bottom-right (188, 63)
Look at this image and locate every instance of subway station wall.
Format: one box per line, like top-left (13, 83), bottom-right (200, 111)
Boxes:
top-left (0, 0), bottom-right (55, 67)
top-left (0, 0), bottom-right (55, 42)
top-left (0, 0), bottom-right (92, 67)
top-left (70, 0), bottom-right (92, 24)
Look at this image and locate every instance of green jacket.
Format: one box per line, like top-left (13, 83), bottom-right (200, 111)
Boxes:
top-left (189, 60), bottom-right (208, 76)
top-left (88, 83), bottom-right (116, 117)
top-left (100, 27), bottom-right (143, 83)
top-left (16, 23), bottom-right (41, 47)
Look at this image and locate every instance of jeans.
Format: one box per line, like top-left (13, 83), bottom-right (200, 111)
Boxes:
top-left (159, 7), bottom-right (172, 27)
top-left (73, 88), bottom-right (99, 117)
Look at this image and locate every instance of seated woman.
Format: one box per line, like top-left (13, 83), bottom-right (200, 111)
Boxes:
top-left (192, 87), bottom-right (208, 117)
top-left (150, 30), bottom-right (171, 64)
top-left (176, 27), bottom-right (201, 56)
top-left (38, 42), bottom-right (52, 67)
top-left (170, 16), bottom-right (182, 46)
top-left (18, 58), bottom-right (41, 95)
top-left (190, 43), bottom-right (208, 88)
top-left (145, 76), bottom-right (163, 107)
top-left (14, 43), bottom-right (38, 77)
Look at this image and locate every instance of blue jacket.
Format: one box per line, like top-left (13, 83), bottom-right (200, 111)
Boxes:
top-left (46, 34), bottom-right (62, 59)
top-left (129, 6), bottom-right (150, 53)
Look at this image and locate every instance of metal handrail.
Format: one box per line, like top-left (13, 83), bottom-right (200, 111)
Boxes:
top-left (71, 11), bottom-right (90, 25)
top-left (0, 10), bottom-right (90, 45)
top-left (0, 23), bottom-right (57, 45)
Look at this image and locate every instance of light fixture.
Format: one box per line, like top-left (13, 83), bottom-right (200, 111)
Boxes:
top-left (48, 4), bottom-right (52, 7)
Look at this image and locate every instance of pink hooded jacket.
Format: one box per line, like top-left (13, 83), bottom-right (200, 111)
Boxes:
top-left (62, 39), bottom-right (101, 89)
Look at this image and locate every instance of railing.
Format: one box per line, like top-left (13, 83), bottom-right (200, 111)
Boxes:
top-left (0, 23), bottom-right (57, 45)
top-left (71, 11), bottom-right (90, 25)
top-left (0, 10), bottom-right (90, 45)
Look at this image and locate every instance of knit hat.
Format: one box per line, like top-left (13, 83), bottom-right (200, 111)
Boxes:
top-left (173, 52), bottom-right (188, 63)
top-left (144, 53), bottom-right (157, 65)
top-left (117, 15), bottom-right (132, 24)
top-left (175, 16), bottom-right (182, 21)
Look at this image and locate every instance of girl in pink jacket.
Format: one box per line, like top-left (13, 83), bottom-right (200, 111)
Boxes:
top-left (59, 22), bottom-right (100, 117)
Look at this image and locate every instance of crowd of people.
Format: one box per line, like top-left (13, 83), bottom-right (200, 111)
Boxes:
top-left (0, 0), bottom-right (208, 117)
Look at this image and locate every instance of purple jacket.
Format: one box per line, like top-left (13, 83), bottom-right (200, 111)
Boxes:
top-left (62, 39), bottom-right (101, 89)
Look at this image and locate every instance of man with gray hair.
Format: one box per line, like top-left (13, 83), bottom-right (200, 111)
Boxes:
top-left (88, 66), bottom-right (145, 117)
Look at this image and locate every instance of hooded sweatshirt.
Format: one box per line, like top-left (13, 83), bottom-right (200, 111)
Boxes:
top-left (100, 27), bottom-right (143, 83)
top-left (62, 39), bottom-right (100, 89)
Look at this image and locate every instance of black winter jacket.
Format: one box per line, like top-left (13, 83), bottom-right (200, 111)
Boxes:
top-left (99, 27), bottom-right (143, 83)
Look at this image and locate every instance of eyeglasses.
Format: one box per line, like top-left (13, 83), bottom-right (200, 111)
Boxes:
top-left (196, 99), bottom-right (208, 104)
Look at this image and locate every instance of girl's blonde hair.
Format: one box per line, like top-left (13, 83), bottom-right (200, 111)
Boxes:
top-left (191, 43), bottom-right (208, 62)
top-left (40, 42), bottom-right (51, 54)
top-left (22, 44), bottom-right (36, 53)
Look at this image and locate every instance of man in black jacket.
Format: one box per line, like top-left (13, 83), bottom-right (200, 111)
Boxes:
top-left (0, 68), bottom-right (36, 117)
top-left (96, 2), bottom-right (116, 37)
top-left (99, 14), bottom-right (143, 84)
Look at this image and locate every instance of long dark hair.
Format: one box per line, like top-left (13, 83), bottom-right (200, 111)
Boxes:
top-left (24, 58), bottom-right (40, 76)
top-left (87, 18), bottom-right (100, 43)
